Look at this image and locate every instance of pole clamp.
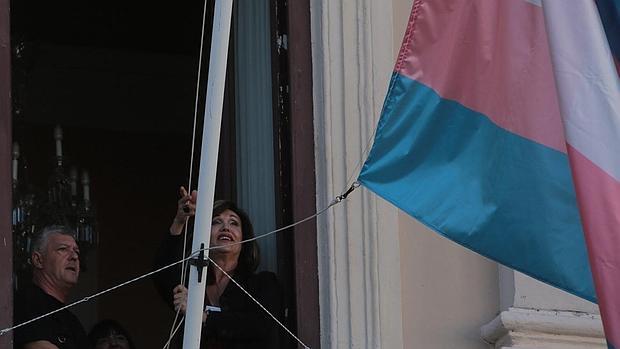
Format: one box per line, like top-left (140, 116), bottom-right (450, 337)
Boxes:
top-left (189, 243), bottom-right (209, 282)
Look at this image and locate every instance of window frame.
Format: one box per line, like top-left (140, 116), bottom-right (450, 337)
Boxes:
top-left (0, 0), bottom-right (319, 347)
top-left (0, 0), bottom-right (13, 345)
top-left (285, 0), bottom-right (320, 347)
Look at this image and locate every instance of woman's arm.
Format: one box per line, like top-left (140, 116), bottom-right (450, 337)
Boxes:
top-left (153, 186), bottom-right (197, 306)
top-left (153, 232), bottom-right (185, 306)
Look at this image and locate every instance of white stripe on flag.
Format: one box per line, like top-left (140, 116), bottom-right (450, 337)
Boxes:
top-left (542, 0), bottom-right (620, 181)
top-left (524, 0), bottom-right (542, 7)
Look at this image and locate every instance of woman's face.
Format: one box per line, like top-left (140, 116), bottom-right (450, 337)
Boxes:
top-left (210, 209), bottom-right (243, 257)
top-left (94, 331), bottom-right (130, 349)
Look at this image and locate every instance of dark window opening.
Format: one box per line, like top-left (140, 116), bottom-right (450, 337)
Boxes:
top-left (5, 0), bottom-right (313, 347)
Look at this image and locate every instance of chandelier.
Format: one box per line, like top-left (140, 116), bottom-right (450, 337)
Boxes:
top-left (12, 125), bottom-right (98, 275)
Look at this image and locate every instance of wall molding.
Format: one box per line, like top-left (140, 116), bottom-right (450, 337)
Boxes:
top-left (311, 0), bottom-right (404, 347)
top-left (481, 307), bottom-right (605, 349)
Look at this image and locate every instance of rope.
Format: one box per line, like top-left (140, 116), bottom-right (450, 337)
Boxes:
top-left (208, 258), bottom-right (311, 349)
top-left (165, 304), bottom-right (184, 349)
top-left (0, 184), bottom-right (359, 342)
top-left (181, 0), bottom-right (209, 287)
top-left (161, 181), bottom-right (358, 347)
top-left (167, 0), bottom-right (212, 344)
top-left (0, 254), bottom-right (194, 337)
top-left (163, 316), bottom-right (185, 349)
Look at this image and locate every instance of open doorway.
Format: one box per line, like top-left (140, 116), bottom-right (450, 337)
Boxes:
top-left (7, 0), bottom-right (306, 347)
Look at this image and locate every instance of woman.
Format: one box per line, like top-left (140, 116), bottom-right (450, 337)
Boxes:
top-left (88, 319), bottom-right (135, 349)
top-left (155, 187), bottom-right (283, 349)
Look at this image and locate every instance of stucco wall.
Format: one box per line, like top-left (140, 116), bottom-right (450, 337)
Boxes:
top-left (399, 215), bottom-right (500, 349)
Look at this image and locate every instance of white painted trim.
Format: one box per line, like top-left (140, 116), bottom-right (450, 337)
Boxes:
top-left (311, 0), bottom-right (404, 347)
top-left (481, 307), bottom-right (605, 349)
top-left (524, 0), bottom-right (542, 7)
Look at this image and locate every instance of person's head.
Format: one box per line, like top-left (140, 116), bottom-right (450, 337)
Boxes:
top-left (210, 200), bottom-right (259, 275)
top-left (88, 319), bottom-right (135, 349)
top-left (30, 225), bottom-right (80, 298)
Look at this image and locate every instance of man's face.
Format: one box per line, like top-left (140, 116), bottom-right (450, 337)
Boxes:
top-left (36, 233), bottom-right (80, 288)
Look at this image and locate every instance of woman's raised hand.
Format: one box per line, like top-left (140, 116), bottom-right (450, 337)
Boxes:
top-left (170, 186), bottom-right (198, 236)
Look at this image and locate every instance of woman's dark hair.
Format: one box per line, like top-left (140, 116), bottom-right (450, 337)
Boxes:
top-left (88, 319), bottom-right (135, 349)
top-left (212, 200), bottom-right (260, 276)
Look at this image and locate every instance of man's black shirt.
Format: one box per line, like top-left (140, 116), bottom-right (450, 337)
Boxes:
top-left (14, 283), bottom-right (89, 349)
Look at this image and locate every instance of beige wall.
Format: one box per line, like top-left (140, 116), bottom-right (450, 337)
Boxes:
top-left (393, 0), bottom-right (411, 59)
top-left (399, 215), bottom-right (499, 348)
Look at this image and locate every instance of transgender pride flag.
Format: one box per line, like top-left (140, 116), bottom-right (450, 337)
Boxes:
top-left (358, 0), bottom-right (619, 347)
top-left (544, 1), bottom-right (620, 347)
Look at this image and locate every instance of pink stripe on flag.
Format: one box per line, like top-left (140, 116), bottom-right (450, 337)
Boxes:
top-left (396, 0), bottom-right (566, 152)
top-left (543, 1), bottom-right (620, 345)
top-left (567, 145), bottom-right (620, 346)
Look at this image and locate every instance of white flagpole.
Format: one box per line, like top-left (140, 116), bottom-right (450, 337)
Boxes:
top-left (183, 0), bottom-right (234, 348)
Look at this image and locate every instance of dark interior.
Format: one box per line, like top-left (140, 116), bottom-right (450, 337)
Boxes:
top-left (10, 1), bottom-right (245, 347)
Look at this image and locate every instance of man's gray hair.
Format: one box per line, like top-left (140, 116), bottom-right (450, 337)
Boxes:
top-left (31, 225), bottom-right (77, 253)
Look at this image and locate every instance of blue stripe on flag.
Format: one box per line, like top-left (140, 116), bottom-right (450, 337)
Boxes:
top-left (595, 0), bottom-right (620, 60)
top-left (359, 73), bottom-right (596, 302)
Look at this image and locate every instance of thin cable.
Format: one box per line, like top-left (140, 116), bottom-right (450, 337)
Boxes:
top-left (0, 253), bottom-right (198, 337)
top-left (0, 189), bottom-right (359, 338)
top-left (170, 0), bottom-right (211, 343)
top-left (181, 0), bottom-right (210, 287)
top-left (208, 258), bottom-right (310, 349)
top-left (162, 316), bottom-right (185, 349)
top-left (170, 224), bottom-right (193, 349)
top-left (170, 243), bottom-right (192, 349)
top-left (162, 184), bottom-right (359, 347)
top-left (204, 182), bottom-right (359, 253)
top-left (166, 300), bottom-right (185, 349)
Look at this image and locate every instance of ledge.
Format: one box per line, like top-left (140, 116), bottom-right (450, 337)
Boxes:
top-left (481, 307), bottom-right (605, 348)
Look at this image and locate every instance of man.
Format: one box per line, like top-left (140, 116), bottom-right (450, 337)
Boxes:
top-left (14, 226), bottom-right (89, 349)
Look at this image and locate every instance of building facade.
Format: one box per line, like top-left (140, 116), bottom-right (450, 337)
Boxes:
top-left (311, 0), bottom-right (606, 347)
top-left (0, 0), bottom-right (607, 348)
